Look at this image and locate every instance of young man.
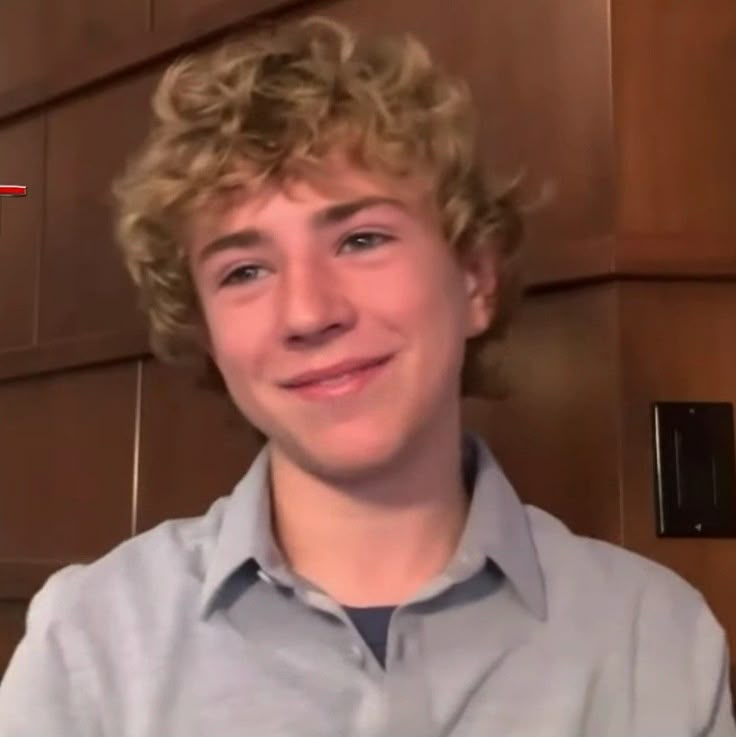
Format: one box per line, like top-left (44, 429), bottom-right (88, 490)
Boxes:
top-left (0, 16), bottom-right (734, 737)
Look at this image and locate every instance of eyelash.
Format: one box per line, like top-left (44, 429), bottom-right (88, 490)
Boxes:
top-left (218, 230), bottom-right (394, 288)
top-left (340, 231), bottom-right (394, 253)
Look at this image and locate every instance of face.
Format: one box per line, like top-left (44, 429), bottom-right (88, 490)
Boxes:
top-left (188, 163), bottom-right (495, 481)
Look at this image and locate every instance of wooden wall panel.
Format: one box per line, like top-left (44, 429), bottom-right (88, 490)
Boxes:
top-left (43, 0), bottom-right (151, 66)
top-left (463, 285), bottom-right (622, 543)
top-left (613, 0), bottom-right (736, 236)
top-left (153, 0), bottom-right (233, 27)
top-left (152, 0), bottom-right (300, 31)
top-left (0, 561), bottom-right (66, 602)
top-left (0, 1), bottom-right (44, 100)
top-left (619, 281), bottom-right (736, 654)
top-left (0, 363), bottom-right (137, 563)
top-left (0, 0), bottom-right (306, 122)
top-left (41, 70), bottom-right (161, 344)
top-left (136, 360), bottom-right (264, 533)
top-left (0, 115), bottom-right (44, 352)
top-left (0, 602), bottom-right (28, 676)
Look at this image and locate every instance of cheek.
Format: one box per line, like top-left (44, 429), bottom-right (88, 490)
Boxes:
top-left (387, 256), bottom-right (468, 362)
top-left (205, 301), bottom-right (270, 382)
top-left (411, 253), bottom-right (466, 327)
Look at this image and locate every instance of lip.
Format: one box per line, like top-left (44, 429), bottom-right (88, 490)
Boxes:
top-left (279, 355), bottom-right (393, 388)
top-left (283, 356), bottom-right (392, 401)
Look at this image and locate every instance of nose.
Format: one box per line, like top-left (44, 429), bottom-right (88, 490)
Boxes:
top-left (278, 260), bottom-right (357, 347)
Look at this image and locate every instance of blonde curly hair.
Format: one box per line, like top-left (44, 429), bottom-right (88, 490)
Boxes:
top-left (113, 16), bottom-right (523, 398)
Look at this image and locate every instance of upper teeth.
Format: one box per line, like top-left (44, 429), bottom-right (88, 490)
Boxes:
top-left (314, 371), bottom-right (356, 386)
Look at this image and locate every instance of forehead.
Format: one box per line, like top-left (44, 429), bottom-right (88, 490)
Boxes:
top-left (187, 160), bottom-right (437, 249)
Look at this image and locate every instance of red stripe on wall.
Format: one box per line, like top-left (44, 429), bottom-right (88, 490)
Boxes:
top-left (0, 185), bottom-right (27, 197)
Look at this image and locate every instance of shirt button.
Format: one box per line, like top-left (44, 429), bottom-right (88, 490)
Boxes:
top-left (348, 644), bottom-right (366, 667)
top-left (459, 551), bottom-right (483, 572)
top-left (257, 569), bottom-right (274, 584)
top-left (461, 551), bottom-right (481, 566)
top-left (396, 633), bottom-right (415, 661)
top-left (395, 634), bottom-right (406, 660)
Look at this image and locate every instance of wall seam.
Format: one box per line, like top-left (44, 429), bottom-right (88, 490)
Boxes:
top-left (32, 114), bottom-right (49, 345)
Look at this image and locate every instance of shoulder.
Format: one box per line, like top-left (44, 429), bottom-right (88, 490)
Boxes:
top-left (526, 506), bottom-right (705, 621)
top-left (1, 498), bottom-right (234, 728)
top-left (27, 494), bottom-right (230, 637)
top-left (526, 505), bottom-right (728, 690)
top-left (525, 506), bottom-right (732, 729)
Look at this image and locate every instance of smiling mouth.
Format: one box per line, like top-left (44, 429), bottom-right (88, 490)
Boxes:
top-left (284, 356), bottom-right (392, 399)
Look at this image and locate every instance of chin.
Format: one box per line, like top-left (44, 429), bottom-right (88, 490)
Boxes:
top-left (274, 413), bottom-right (416, 481)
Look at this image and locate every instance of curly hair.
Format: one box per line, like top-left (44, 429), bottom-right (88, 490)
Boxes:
top-left (112, 16), bottom-right (523, 399)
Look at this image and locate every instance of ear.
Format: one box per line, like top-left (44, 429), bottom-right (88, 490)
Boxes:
top-left (461, 242), bottom-right (498, 339)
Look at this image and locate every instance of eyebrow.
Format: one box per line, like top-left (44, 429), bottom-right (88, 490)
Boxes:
top-left (196, 195), bottom-right (407, 266)
top-left (313, 195), bottom-right (407, 227)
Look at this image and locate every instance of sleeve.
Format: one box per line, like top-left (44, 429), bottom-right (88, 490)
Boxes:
top-left (694, 600), bottom-right (736, 737)
top-left (0, 565), bottom-right (100, 737)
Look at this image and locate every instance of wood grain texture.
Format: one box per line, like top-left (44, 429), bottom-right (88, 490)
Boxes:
top-left (613, 0), bottom-right (736, 236)
top-left (152, 0), bottom-right (226, 26)
top-left (618, 281), bottom-right (736, 655)
top-left (0, 362), bottom-right (137, 562)
top-left (462, 285), bottom-right (623, 543)
top-left (525, 235), bottom-right (736, 287)
top-left (0, 560), bottom-right (69, 601)
top-left (0, 115), bottom-right (44, 352)
top-left (136, 359), bottom-right (264, 533)
top-left (0, 1), bottom-right (44, 102)
top-left (41, 70), bottom-right (160, 344)
top-left (43, 0), bottom-right (150, 66)
top-left (0, 0), bottom-right (306, 122)
top-left (0, 329), bottom-right (148, 384)
top-left (614, 236), bottom-right (736, 277)
top-left (152, 0), bottom-right (292, 28)
top-left (0, 601), bottom-right (28, 676)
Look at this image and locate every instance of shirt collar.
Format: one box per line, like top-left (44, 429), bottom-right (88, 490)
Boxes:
top-left (456, 432), bottom-right (547, 620)
top-left (200, 446), bottom-right (283, 618)
top-left (199, 431), bottom-right (547, 621)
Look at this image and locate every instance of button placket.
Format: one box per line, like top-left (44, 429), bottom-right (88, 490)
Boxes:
top-left (294, 590), bottom-right (379, 672)
top-left (388, 611), bottom-right (417, 669)
top-left (384, 616), bottom-right (434, 737)
top-left (395, 631), bottom-right (417, 662)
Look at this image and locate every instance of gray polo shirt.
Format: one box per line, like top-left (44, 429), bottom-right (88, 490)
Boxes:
top-left (1, 432), bottom-right (734, 736)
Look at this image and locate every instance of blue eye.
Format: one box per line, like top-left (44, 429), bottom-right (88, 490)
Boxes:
top-left (220, 265), bottom-right (266, 287)
top-left (340, 232), bottom-right (393, 253)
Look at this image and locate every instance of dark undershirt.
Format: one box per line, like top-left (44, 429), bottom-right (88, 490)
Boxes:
top-left (342, 605), bottom-right (396, 668)
top-left (342, 438), bottom-right (479, 669)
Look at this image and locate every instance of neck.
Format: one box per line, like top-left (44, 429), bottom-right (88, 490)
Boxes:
top-left (268, 409), bottom-right (470, 607)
